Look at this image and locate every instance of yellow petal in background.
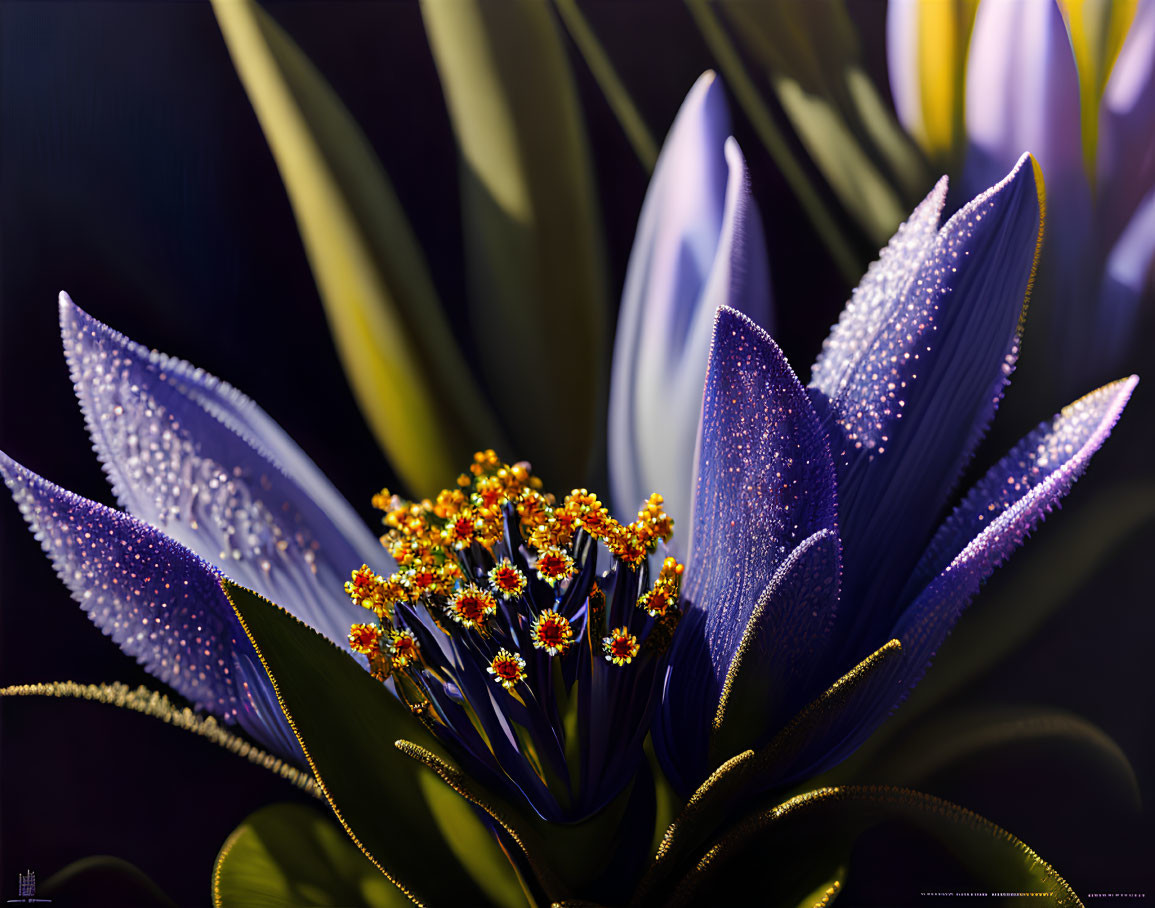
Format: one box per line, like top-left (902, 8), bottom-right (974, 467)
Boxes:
top-left (1056, 0), bottom-right (1139, 182)
top-left (421, 0), bottom-right (608, 491)
top-left (212, 0), bottom-right (508, 498)
top-left (913, 0), bottom-right (980, 168)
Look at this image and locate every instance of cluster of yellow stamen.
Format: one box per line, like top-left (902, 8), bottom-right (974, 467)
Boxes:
top-left (488, 649), bottom-right (527, 689)
top-left (447, 586), bottom-right (498, 630)
top-left (345, 451), bottom-right (681, 693)
top-left (603, 627), bottom-right (641, 665)
top-left (489, 559), bottom-right (527, 598)
top-left (638, 557), bottom-right (685, 617)
top-left (531, 610), bottom-right (575, 656)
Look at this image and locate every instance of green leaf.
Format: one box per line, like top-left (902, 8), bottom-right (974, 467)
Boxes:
top-left (222, 579), bottom-right (512, 906)
top-left (212, 803), bottom-right (408, 908)
top-left (553, 0), bottom-right (658, 171)
top-left (718, 0), bottom-right (930, 245)
top-left (0, 681), bottom-right (318, 796)
top-left (399, 738), bottom-right (657, 901)
top-left (41, 856), bottom-right (177, 908)
top-left (638, 641), bottom-right (902, 905)
top-left (794, 867), bottom-right (845, 908)
top-left (685, 0), bottom-right (865, 284)
top-left (864, 707), bottom-right (1141, 812)
top-left (211, 0), bottom-right (508, 498)
top-left (666, 786), bottom-right (1082, 908)
top-left (414, 763), bottom-right (535, 908)
top-left (420, 0), bottom-right (609, 490)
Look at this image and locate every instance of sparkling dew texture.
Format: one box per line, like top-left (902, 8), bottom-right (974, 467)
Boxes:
top-left (59, 297), bottom-right (377, 650)
top-left (0, 453), bottom-right (243, 719)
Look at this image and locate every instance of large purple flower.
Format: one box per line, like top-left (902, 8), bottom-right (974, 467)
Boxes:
top-left (0, 138), bottom-right (1135, 906)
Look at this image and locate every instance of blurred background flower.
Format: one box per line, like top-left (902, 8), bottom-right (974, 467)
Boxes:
top-left (1, 1), bottom-right (1152, 904)
top-left (889, 0), bottom-right (1155, 402)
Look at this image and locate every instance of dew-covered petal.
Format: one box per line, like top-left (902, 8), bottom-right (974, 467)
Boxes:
top-left (687, 309), bottom-right (837, 683)
top-left (812, 156), bottom-right (1043, 653)
top-left (710, 528), bottom-right (841, 761)
top-left (810, 175), bottom-right (947, 401)
top-left (860, 377), bottom-right (1137, 736)
top-left (0, 451), bottom-right (296, 754)
top-left (609, 73), bottom-right (772, 541)
top-left (60, 296), bottom-right (387, 651)
top-left (905, 376), bottom-right (1139, 600)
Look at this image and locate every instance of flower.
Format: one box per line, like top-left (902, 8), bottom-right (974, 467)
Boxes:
top-left (0, 136), bottom-right (1136, 901)
top-left (888, 0), bottom-right (1155, 395)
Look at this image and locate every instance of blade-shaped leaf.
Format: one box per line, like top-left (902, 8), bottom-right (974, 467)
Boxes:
top-left (421, 0), bottom-right (607, 490)
top-left (222, 579), bottom-right (505, 905)
top-left (645, 640), bottom-right (901, 900)
top-left (864, 707), bottom-right (1141, 811)
top-left (0, 681), bottom-right (317, 795)
top-left (721, 0), bottom-right (928, 244)
top-left (211, 0), bottom-right (507, 497)
top-left (667, 786), bottom-right (1081, 908)
top-left (213, 803), bottom-right (409, 908)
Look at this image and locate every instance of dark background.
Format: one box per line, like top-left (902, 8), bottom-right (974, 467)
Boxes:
top-left (1, 2), bottom-right (1151, 905)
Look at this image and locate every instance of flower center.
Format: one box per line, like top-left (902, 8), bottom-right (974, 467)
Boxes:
top-left (342, 450), bottom-right (684, 820)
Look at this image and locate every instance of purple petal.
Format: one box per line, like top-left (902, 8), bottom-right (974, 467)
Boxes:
top-left (905, 375), bottom-right (1139, 600)
top-left (1096, 190), bottom-right (1155, 366)
top-left (810, 175), bottom-right (948, 403)
top-left (963, 0), bottom-right (1083, 204)
top-left (59, 295), bottom-right (387, 652)
top-left (687, 307), bottom-right (837, 688)
top-left (1099, 0), bottom-right (1155, 243)
top-left (712, 528), bottom-right (842, 750)
top-left (609, 73), bottom-right (772, 545)
top-left (852, 377), bottom-right (1138, 748)
top-left (656, 310), bottom-right (836, 793)
top-left (0, 452), bottom-right (298, 754)
top-left (811, 156), bottom-right (1043, 651)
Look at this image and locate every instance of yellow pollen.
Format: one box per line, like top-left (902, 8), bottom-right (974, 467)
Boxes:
top-left (603, 627), bottom-right (640, 665)
top-left (639, 556), bottom-right (684, 616)
top-left (487, 648), bottom-right (527, 689)
top-left (535, 547), bottom-right (575, 585)
top-left (447, 586), bottom-right (497, 630)
top-left (388, 630), bottom-right (420, 669)
top-left (531, 610), bottom-right (574, 656)
top-left (348, 623), bottom-right (382, 655)
top-left (489, 559), bottom-right (528, 599)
